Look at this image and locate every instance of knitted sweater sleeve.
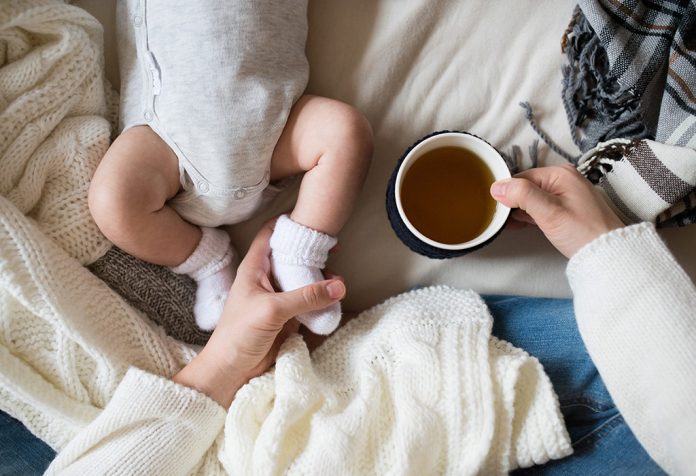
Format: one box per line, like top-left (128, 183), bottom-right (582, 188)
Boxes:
top-left (567, 222), bottom-right (696, 476)
top-left (45, 367), bottom-right (226, 475)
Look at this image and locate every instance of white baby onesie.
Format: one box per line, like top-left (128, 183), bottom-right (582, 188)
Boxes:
top-left (117, 0), bottom-right (309, 227)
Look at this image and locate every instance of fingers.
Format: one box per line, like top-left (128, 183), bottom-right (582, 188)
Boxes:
top-left (274, 279), bottom-right (345, 318)
top-left (514, 163), bottom-right (580, 194)
top-left (243, 217), bottom-right (340, 273)
top-left (491, 176), bottom-right (557, 218)
top-left (491, 166), bottom-right (572, 225)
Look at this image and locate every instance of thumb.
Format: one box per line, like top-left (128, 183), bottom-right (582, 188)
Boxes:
top-left (490, 177), bottom-right (559, 224)
top-left (274, 279), bottom-right (345, 318)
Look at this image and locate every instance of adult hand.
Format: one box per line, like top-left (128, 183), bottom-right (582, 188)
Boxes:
top-left (173, 220), bottom-right (346, 407)
top-left (490, 164), bottom-right (625, 258)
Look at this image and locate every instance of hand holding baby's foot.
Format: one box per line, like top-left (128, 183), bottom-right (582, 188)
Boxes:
top-left (270, 215), bottom-right (341, 335)
top-left (171, 227), bottom-right (238, 330)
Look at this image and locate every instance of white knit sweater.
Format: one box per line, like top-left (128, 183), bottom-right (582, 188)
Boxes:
top-left (568, 223), bottom-right (696, 476)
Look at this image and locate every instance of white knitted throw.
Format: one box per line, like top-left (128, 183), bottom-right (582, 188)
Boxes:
top-left (47, 287), bottom-right (572, 475)
top-left (225, 287), bottom-right (572, 475)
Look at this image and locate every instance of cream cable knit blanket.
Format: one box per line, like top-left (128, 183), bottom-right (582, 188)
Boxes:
top-left (224, 288), bottom-right (571, 475)
top-left (1, 0), bottom-right (112, 265)
top-left (48, 287), bottom-right (572, 475)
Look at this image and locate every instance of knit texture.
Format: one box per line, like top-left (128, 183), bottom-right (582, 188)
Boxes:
top-left (46, 368), bottom-right (226, 475)
top-left (270, 215), bottom-right (341, 334)
top-left (0, 0), bottom-right (115, 265)
top-left (224, 287), bottom-right (571, 475)
top-left (0, 189), bottom-right (197, 451)
top-left (270, 214), bottom-right (337, 268)
top-left (171, 227), bottom-right (234, 280)
top-left (42, 223), bottom-right (696, 475)
top-left (47, 287), bottom-right (572, 475)
top-left (568, 222), bottom-right (696, 475)
top-left (171, 227), bottom-right (237, 330)
top-left (87, 246), bottom-right (209, 346)
top-left (1, 0), bottom-right (201, 347)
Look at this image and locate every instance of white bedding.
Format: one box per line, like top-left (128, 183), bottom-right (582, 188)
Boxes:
top-left (76, 0), bottom-right (696, 311)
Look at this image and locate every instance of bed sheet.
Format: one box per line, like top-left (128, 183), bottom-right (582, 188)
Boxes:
top-left (77, 0), bottom-right (696, 311)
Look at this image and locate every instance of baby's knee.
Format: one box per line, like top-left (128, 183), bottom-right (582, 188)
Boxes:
top-left (88, 160), bottom-right (154, 241)
top-left (89, 128), bottom-right (176, 238)
top-left (326, 102), bottom-right (374, 163)
top-left (88, 173), bottom-right (135, 241)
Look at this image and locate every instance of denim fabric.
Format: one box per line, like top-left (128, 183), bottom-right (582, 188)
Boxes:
top-left (484, 295), bottom-right (665, 476)
top-left (0, 410), bottom-right (55, 475)
top-left (0, 295), bottom-right (666, 475)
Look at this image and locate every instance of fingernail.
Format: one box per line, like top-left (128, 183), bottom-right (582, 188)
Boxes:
top-left (491, 180), bottom-right (509, 198)
top-left (326, 280), bottom-right (345, 299)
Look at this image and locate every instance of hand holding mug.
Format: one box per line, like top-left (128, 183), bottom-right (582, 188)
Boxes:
top-left (490, 164), bottom-right (625, 258)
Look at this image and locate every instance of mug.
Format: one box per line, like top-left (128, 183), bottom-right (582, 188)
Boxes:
top-left (386, 130), bottom-right (511, 259)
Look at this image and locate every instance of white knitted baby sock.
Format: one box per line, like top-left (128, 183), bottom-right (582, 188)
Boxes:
top-left (171, 227), bottom-right (237, 331)
top-left (270, 215), bottom-right (341, 335)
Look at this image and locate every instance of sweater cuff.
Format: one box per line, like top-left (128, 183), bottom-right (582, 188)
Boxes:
top-left (112, 367), bottom-right (226, 428)
top-left (48, 367), bottom-right (226, 475)
top-left (567, 222), bottom-right (677, 286)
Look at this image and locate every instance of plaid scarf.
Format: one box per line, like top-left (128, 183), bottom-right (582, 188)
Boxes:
top-left (561, 0), bottom-right (696, 227)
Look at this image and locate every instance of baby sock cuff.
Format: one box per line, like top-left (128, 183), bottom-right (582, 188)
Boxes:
top-left (270, 215), bottom-right (337, 268)
top-left (171, 227), bottom-right (233, 281)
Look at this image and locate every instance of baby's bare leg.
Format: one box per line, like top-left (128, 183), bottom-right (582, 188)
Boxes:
top-left (271, 95), bottom-right (373, 235)
top-left (269, 95), bottom-right (372, 335)
top-left (90, 126), bottom-right (237, 330)
top-left (88, 126), bottom-right (201, 267)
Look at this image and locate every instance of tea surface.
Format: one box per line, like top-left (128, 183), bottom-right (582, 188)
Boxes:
top-left (400, 146), bottom-right (496, 244)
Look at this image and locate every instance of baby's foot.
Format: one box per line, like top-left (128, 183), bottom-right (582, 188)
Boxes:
top-left (270, 215), bottom-right (341, 335)
top-left (171, 227), bottom-right (237, 330)
top-left (192, 249), bottom-right (237, 330)
top-left (271, 261), bottom-right (341, 335)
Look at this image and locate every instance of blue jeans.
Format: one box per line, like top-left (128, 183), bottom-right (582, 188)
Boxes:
top-left (0, 410), bottom-right (55, 475)
top-left (484, 295), bottom-right (665, 475)
top-left (0, 296), bottom-right (665, 475)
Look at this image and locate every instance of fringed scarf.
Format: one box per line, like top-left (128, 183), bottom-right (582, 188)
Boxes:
top-left (530, 1), bottom-right (696, 227)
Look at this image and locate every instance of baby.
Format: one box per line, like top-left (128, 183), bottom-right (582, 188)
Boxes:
top-left (89, 0), bottom-right (372, 334)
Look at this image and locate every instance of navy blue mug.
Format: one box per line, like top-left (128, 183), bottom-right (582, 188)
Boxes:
top-left (386, 131), bottom-right (511, 259)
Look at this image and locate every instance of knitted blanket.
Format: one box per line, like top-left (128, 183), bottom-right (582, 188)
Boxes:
top-left (561, 1), bottom-right (696, 226)
top-left (225, 287), bottom-right (572, 475)
top-left (45, 287), bottom-right (572, 475)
